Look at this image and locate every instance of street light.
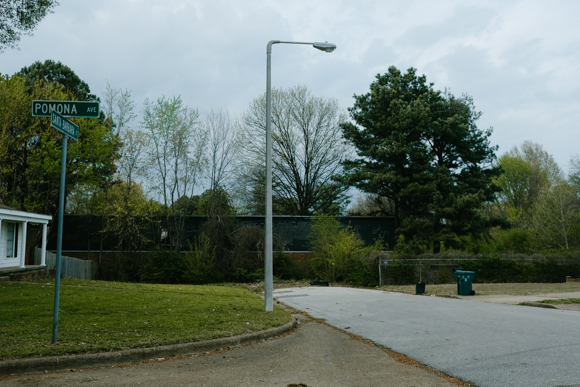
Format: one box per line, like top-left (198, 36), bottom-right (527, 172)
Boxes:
top-left (264, 40), bottom-right (337, 312)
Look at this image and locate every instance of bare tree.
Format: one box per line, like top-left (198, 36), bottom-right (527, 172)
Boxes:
top-left (117, 131), bottom-right (146, 193)
top-left (100, 128), bottom-right (150, 260)
top-left (205, 107), bottom-right (242, 191)
top-left (202, 108), bottom-right (243, 217)
top-left (568, 153), bottom-right (580, 194)
top-left (346, 193), bottom-right (395, 216)
top-left (142, 95), bottom-right (207, 249)
top-left (66, 82), bottom-right (134, 215)
top-left (102, 83), bottom-right (140, 195)
top-left (102, 81), bottom-right (136, 137)
top-left (240, 85), bottom-right (350, 215)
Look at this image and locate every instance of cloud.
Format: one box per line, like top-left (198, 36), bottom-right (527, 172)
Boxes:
top-left (2, 0), bottom-right (580, 169)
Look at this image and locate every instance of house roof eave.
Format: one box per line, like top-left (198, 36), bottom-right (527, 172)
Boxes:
top-left (0, 208), bottom-right (52, 224)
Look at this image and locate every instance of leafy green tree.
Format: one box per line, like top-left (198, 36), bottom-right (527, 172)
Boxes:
top-left (0, 74), bottom-right (118, 216)
top-left (338, 66), bottom-right (501, 252)
top-left (198, 187), bottom-right (235, 217)
top-left (142, 95), bottom-right (207, 250)
top-left (531, 180), bottom-right (580, 250)
top-left (494, 154), bottom-right (533, 223)
top-left (487, 228), bottom-right (537, 254)
top-left (494, 142), bottom-right (563, 227)
top-left (506, 141), bottom-right (562, 204)
top-left (172, 195), bottom-right (201, 216)
top-left (240, 85), bottom-right (350, 215)
top-left (489, 142), bottom-right (578, 253)
top-left (18, 60), bottom-right (95, 101)
top-left (513, 141), bottom-right (562, 184)
top-left (99, 182), bottom-right (155, 249)
top-left (0, 74), bottom-right (119, 256)
top-left (0, 74), bottom-right (29, 203)
top-left (0, 0), bottom-right (58, 52)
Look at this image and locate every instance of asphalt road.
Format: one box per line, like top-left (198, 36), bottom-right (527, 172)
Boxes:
top-left (275, 287), bottom-right (580, 387)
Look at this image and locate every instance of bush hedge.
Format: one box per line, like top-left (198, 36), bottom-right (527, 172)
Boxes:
top-left (381, 252), bottom-right (580, 285)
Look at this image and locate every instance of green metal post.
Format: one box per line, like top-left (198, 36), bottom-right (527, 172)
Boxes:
top-left (52, 135), bottom-right (68, 343)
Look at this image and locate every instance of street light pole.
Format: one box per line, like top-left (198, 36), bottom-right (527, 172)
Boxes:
top-left (264, 40), bottom-right (336, 312)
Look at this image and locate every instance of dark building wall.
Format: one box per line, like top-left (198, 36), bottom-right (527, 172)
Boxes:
top-left (48, 215), bottom-right (396, 252)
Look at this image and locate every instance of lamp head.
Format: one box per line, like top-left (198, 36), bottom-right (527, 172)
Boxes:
top-left (313, 41), bottom-right (336, 53)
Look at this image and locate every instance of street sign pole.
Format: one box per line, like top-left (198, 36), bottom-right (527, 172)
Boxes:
top-left (32, 100), bottom-right (100, 118)
top-left (52, 134), bottom-right (68, 343)
top-left (49, 110), bottom-right (80, 343)
top-left (51, 111), bottom-right (79, 140)
top-left (31, 101), bottom-right (96, 344)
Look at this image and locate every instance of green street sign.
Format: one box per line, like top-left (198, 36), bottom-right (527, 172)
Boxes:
top-left (51, 111), bottom-right (79, 141)
top-left (32, 100), bottom-right (99, 118)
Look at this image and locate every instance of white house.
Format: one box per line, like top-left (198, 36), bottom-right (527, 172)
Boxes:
top-left (0, 204), bottom-right (52, 269)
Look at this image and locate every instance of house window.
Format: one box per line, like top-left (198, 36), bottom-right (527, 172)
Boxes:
top-left (6, 222), bottom-right (18, 258)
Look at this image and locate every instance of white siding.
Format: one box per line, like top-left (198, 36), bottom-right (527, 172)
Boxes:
top-left (0, 208), bottom-right (51, 269)
top-left (0, 220), bottom-right (20, 269)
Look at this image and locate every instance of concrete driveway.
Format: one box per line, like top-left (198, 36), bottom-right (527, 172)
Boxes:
top-left (275, 286), bottom-right (580, 387)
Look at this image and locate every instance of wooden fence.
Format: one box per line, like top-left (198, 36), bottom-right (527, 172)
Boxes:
top-left (34, 247), bottom-right (96, 280)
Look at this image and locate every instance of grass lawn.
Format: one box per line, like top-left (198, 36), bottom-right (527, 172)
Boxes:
top-left (0, 279), bottom-right (291, 361)
top-left (378, 282), bottom-right (580, 296)
top-left (538, 298), bottom-right (580, 305)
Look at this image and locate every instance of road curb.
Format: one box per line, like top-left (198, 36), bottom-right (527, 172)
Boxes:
top-left (0, 319), bottom-right (297, 376)
top-left (519, 301), bottom-right (558, 309)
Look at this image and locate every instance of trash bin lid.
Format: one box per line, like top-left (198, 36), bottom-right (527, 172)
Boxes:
top-left (455, 270), bottom-right (475, 275)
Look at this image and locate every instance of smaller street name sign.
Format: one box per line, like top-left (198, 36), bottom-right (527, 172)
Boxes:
top-left (32, 100), bottom-right (99, 118)
top-left (51, 111), bottom-right (79, 141)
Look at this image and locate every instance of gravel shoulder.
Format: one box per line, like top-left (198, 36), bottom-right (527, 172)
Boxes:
top-left (456, 292), bottom-right (580, 311)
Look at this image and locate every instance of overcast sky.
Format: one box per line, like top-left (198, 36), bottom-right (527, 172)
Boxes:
top-left (3, 0), bottom-right (580, 172)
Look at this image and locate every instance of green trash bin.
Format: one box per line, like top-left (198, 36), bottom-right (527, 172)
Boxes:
top-left (416, 281), bottom-right (426, 295)
top-left (455, 270), bottom-right (475, 296)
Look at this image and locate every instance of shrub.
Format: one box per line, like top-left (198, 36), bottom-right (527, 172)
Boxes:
top-left (139, 235), bottom-right (225, 285)
top-left (380, 252), bottom-right (580, 285)
top-left (490, 228), bottom-right (537, 254)
top-left (307, 215), bottom-right (382, 285)
top-left (228, 224), bottom-right (266, 280)
top-left (183, 234), bottom-right (224, 284)
top-left (273, 252), bottom-right (311, 281)
top-left (385, 259), bottom-right (417, 285)
top-left (461, 256), bottom-right (580, 283)
top-left (139, 250), bottom-right (186, 284)
top-left (232, 268), bottom-right (264, 283)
